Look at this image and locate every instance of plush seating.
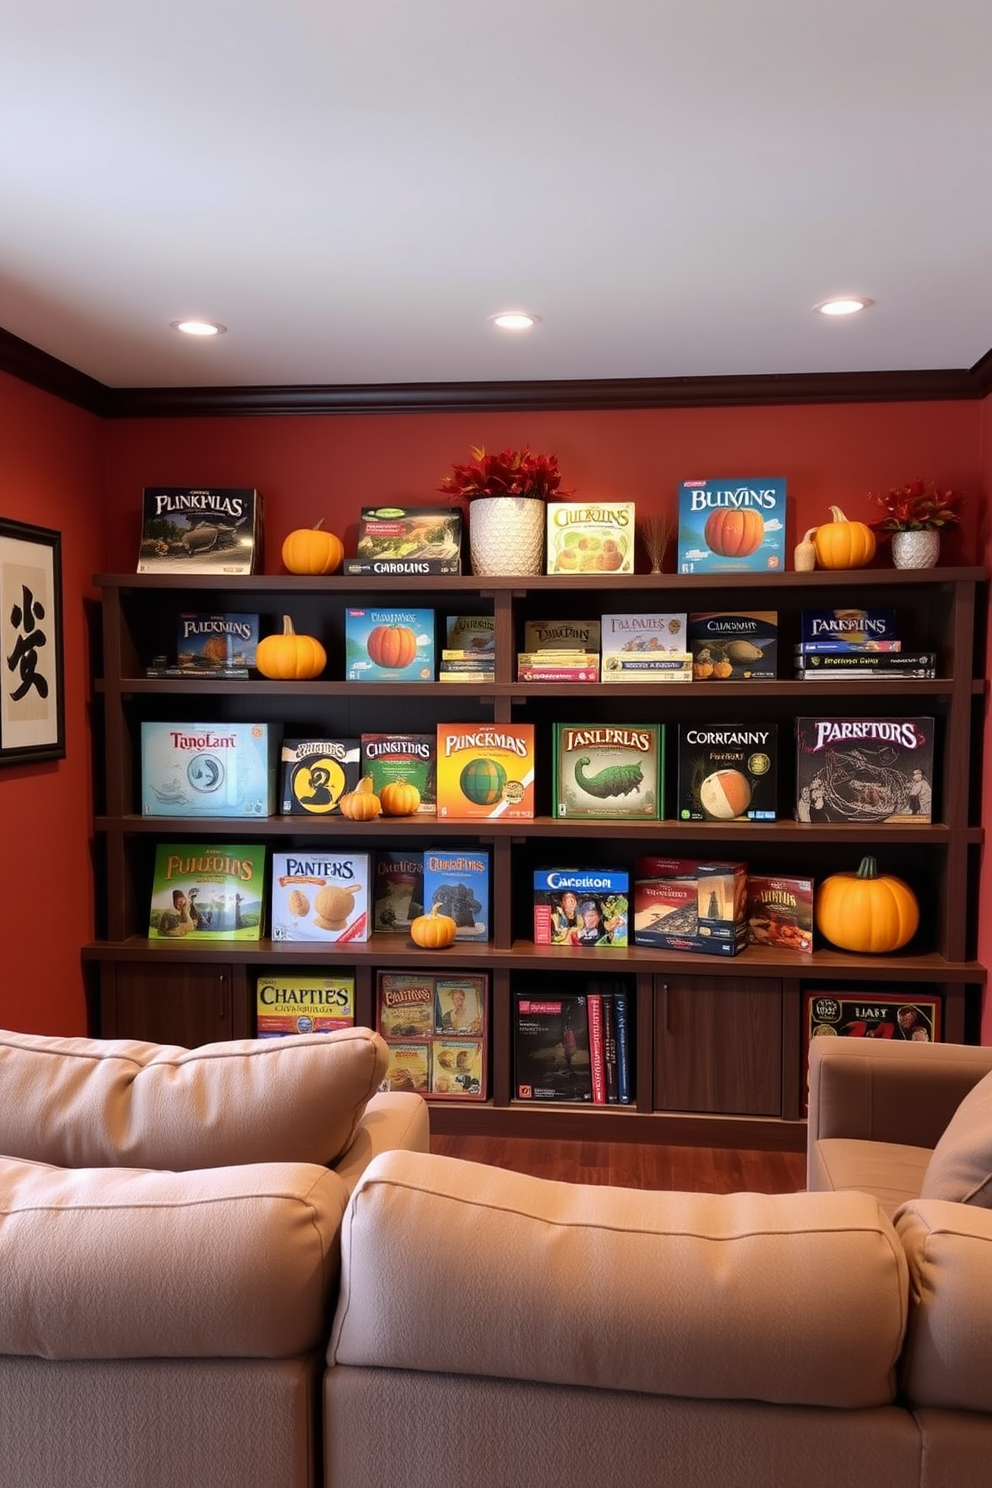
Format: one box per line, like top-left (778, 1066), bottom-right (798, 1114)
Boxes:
top-left (0, 1025), bottom-right (429, 1488)
top-left (324, 1036), bottom-right (992, 1488)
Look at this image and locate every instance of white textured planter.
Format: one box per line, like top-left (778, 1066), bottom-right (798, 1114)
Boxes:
top-left (468, 496), bottom-right (545, 576)
top-left (891, 528), bottom-right (940, 570)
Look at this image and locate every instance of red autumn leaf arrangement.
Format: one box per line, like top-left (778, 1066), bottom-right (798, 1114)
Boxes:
top-left (439, 446), bottom-right (573, 502)
top-left (869, 479), bottom-right (965, 533)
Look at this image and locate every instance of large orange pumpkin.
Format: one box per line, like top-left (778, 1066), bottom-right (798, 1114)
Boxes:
top-left (281, 521), bottom-right (344, 575)
top-left (255, 616), bottom-right (327, 679)
top-left (367, 624), bottom-right (418, 669)
top-left (704, 507), bottom-right (765, 558)
top-left (814, 855), bottom-right (919, 953)
top-left (812, 506), bottom-right (877, 570)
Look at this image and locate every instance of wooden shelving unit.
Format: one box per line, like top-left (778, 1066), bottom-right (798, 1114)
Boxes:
top-left (83, 567), bottom-right (987, 1149)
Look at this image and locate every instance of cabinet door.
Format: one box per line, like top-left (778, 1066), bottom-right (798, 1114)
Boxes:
top-left (100, 963), bottom-right (249, 1047)
top-left (654, 975), bottom-right (783, 1116)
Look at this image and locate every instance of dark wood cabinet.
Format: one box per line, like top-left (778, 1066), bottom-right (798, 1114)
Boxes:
top-left (83, 567), bottom-right (987, 1148)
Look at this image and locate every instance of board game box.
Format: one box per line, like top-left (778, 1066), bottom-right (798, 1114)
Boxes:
top-left (148, 842), bottom-right (266, 941)
top-left (446, 614), bottom-right (495, 653)
top-left (280, 737), bottom-right (361, 816)
top-left (346, 506), bottom-right (462, 575)
top-left (174, 612), bottom-right (260, 672)
top-left (376, 971), bottom-right (489, 1100)
top-left (422, 846), bottom-right (490, 939)
top-left (137, 487), bottom-right (262, 574)
top-left (379, 1042), bottom-right (431, 1095)
top-left (545, 502), bottom-right (635, 574)
top-left (269, 850), bottom-right (369, 943)
top-left (795, 716), bottom-right (934, 823)
top-left (677, 478), bottom-right (785, 574)
top-left (372, 850), bottom-right (424, 934)
top-left (435, 723), bottom-right (535, 819)
top-left (553, 722), bottom-right (663, 820)
top-left (522, 618), bottom-right (601, 653)
top-left (677, 723), bottom-right (778, 821)
top-left (688, 610), bottom-right (777, 680)
top-left (345, 608), bottom-right (435, 682)
top-left (435, 976), bottom-right (487, 1036)
top-left (533, 868), bottom-right (629, 947)
top-left (430, 1038), bottom-right (485, 1098)
top-left (600, 612), bottom-right (690, 682)
top-left (360, 732), bottom-right (436, 813)
top-left (377, 972), bottom-right (436, 1038)
top-left (633, 856), bottom-right (748, 956)
top-left (746, 873), bottom-right (814, 952)
top-left (799, 608), bottom-right (899, 646)
top-left (255, 974), bottom-right (355, 1037)
top-left (513, 992), bottom-right (593, 1102)
top-left (141, 721), bottom-right (280, 817)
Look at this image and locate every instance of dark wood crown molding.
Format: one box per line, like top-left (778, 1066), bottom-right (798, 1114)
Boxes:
top-left (2, 320), bottom-right (991, 417)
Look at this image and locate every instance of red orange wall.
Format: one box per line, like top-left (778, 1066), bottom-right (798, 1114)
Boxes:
top-left (0, 371), bottom-right (105, 1032)
top-left (0, 379), bottom-right (986, 1036)
top-left (979, 391), bottom-right (992, 1043)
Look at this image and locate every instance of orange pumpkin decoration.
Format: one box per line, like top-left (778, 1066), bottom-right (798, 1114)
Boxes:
top-left (815, 856), bottom-right (920, 953)
top-left (704, 507), bottom-right (765, 558)
top-left (338, 775), bottom-right (382, 822)
top-left (256, 616), bottom-right (327, 679)
top-left (409, 904), bottom-right (458, 950)
top-left (281, 521), bottom-right (344, 575)
top-left (812, 506), bottom-right (877, 570)
top-left (379, 779), bottom-right (422, 817)
top-left (367, 624), bottom-right (418, 670)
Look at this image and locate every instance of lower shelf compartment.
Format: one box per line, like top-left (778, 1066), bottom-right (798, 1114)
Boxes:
top-left (426, 1100), bottom-right (808, 1152)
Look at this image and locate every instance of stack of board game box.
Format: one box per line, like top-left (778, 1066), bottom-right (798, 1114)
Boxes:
top-left (516, 617), bottom-right (600, 682)
top-left (146, 610), bottom-right (260, 678)
top-left (512, 983), bottom-right (634, 1104)
top-left (377, 971), bottom-right (488, 1099)
top-left (794, 607), bottom-right (936, 678)
top-left (599, 612), bottom-right (691, 682)
top-left (439, 614), bottom-right (495, 683)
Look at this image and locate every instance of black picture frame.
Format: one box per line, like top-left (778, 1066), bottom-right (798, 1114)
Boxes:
top-left (0, 517), bottom-right (65, 765)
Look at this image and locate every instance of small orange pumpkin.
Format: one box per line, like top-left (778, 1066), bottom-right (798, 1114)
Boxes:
top-left (379, 779), bottom-right (422, 817)
top-left (704, 507), bottom-right (765, 558)
top-left (338, 775), bottom-right (382, 822)
top-left (812, 506), bottom-right (877, 570)
top-left (367, 624), bottom-right (418, 670)
top-left (409, 903), bottom-right (458, 949)
top-left (256, 616), bottom-right (327, 679)
top-left (815, 855), bottom-right (920, 953)
top-left (281, 520), bottom-right (344, 575)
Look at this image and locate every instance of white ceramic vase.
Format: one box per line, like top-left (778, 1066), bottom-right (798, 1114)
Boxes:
top-left (468, 496), bottom-right (545, 576)
top-left (891, 528), bottom-right (940, 570)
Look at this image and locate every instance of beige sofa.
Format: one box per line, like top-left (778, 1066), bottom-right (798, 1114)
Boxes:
top-left (0, 1025), bottom-right (429, 1488)
top-left (325, 1036), bottom-right (992, 1488)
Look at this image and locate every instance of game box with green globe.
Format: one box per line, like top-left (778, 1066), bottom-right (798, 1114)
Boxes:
top-left (435, 723), bottom-right (535, 818)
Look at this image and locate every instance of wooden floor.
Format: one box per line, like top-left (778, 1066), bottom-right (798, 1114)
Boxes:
top-left (430, 1133), bottom-right (807, 1194)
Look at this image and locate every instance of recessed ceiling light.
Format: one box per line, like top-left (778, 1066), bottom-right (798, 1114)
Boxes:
top-left (489, 311), bottom-right (541, 330)
top-left (170, 319), bottom-right (227, 337)
top-left (813, 297), bottom-right (874, 318)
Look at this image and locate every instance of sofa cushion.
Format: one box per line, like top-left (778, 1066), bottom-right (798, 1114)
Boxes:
top-left (808, 1137), bottom-right (933, 1216)
top-left (895, 1198), bottom-right (992, 1412)
top-left (0, 1154), bottom-right (348, 1359)
top-left (920, 1068), bottom-right (992, 1206)
top-left (0, 1026), bottom-right (389, 1170)
top-left (330, 1151), bottom-right (908, 1409)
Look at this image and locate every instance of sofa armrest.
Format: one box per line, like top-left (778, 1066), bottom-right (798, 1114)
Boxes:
top-left (332, 1092), bottom-right (430, 1194)
top-left (807, 1038), bottom-right (992, 1152)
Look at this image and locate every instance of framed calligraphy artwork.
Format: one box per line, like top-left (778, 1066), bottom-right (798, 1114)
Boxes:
top-left (0, 519), bottom-right (65, 765)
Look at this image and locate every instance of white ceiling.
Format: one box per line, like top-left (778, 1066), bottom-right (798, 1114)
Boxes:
top-left (2, 0), bottom-right (991, 391)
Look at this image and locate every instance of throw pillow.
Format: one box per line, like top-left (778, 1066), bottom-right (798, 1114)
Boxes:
top-left (920, 1068), bottom-right (992, 1206)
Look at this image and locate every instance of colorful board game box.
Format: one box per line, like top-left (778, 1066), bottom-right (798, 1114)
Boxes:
top-left (677, 478), bottom-right (785, 574)
top-left (600, 612), bottom-right (690, 682)
top-left (174, 612), bottom-right (260, 671)
top-left (372, 850), bottom-right (424, 934)
top-left (533, 868), bottom-right (629, 947)
top-left (513, 992), bottom-right (593, 1102)
top-left (345, 608), bottom-right (435, 682)
top-left (546, 502), bottom-right (635, 574)
top-left (799, 608), bottom-right (899, 646)
top-left (346, 506), bottom-right (462, 575)
top-left (270, 850), bottom-right (369, 943)
top-left (148, 842), bottom-right (266, 941)
top-left (279, 737), bottom-right (361, 816)
top-left (746, 874), bottom-right (814, 953)
top-left (379, 1042), bottom-right (431, 1095)
top-left (430, 1038), bottom-right (485, 1098)
top-left (423, 846), bottom-right (490, 940)
top-left (141, 721), bottom-right (280, 817)
top-left (435, 975), bottom-right (487, 1036)
top-left (446, 614), bottom-right (495, 653)
top-left (795, 717), bottom-right (934, 823)
top-left (633, 857), bottom-right (748, 956)
top-left (360, 732), bottom-right (437, 812)
top-left (553, 722), bottom-right (663, 820)
top-left (255, 974), bottom-right (355, 1037)
top-left (801, 989), bottom-right (943, 1113)
top-left (688, 610), bottom-right (778, 680)
top-left (137, 487), bottom-right (262, 574)
top-left (435, 723), bottom-right (535, 819)
top-left (377, 972), bottom-right (436, 1038)
top-left (677, 723), bottom-right (778, 821)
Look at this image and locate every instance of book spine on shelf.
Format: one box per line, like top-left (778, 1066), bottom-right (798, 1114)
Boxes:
top-left (613, 988), bottom-right (632, 1105)
top-left (587, 990), bottom-right (607, 1105)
